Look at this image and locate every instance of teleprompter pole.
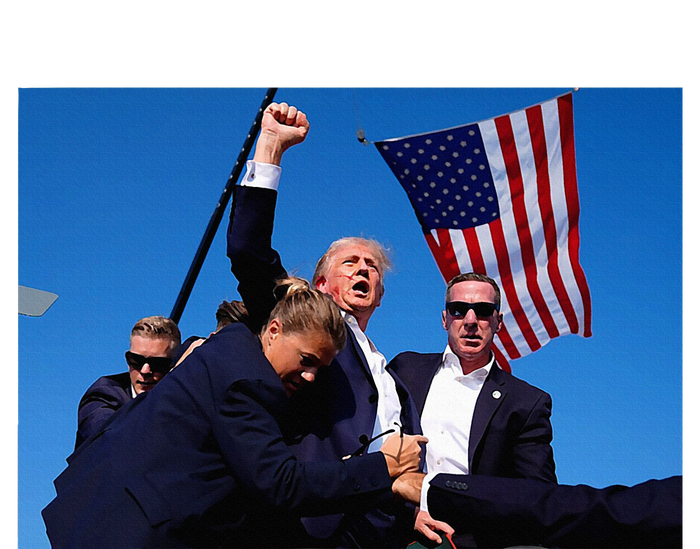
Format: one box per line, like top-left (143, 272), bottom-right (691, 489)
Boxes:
top-left (170, 88), bottom-right (278, 323)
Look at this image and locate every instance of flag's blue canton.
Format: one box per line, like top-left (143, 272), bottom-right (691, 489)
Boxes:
top-left (378, 124), bottom-right (500, 231)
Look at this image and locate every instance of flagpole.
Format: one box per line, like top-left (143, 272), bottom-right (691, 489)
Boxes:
top-left (170, 88), bottom-right (278, 323)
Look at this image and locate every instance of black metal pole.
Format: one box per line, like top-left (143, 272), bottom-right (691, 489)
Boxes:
top-left (170, 88), bottom-right (278, 323)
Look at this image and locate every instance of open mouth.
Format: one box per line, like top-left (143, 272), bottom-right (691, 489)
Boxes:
top-left (352, 280), bottom-right (370, 295)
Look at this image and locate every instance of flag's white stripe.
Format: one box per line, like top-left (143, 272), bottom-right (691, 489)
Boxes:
top-left (472, 224), bottom-right (530, 358)
top-left (449, 230), bottom-right (474, 274)
top-left (480, 119), bottom-right (546, 355)
top-left (510, 109), bottom-right (569, 338)
top-left (442, 227), bottom-right (528, 359)
top-left (526, 104), bottom-right (578, 336)
top-left (541, 100), bottom-right (582, 337)
top-left (542, 98), bottom-right (587, 335)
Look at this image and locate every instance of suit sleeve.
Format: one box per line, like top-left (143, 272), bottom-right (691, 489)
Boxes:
top-left (75, 380), bottom-right (128, 450)
top-left (226, 185), bottom-right (287, 334)
top-left (427, 474), bottom-right (682, 548)
top-left (212, 378), bottom-right (393, 515)
top-left (511, 391), bottom-right (557, 482)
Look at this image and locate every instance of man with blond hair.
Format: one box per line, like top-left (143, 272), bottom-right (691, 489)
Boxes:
top-left (74, 315), bottom-right (181, 449)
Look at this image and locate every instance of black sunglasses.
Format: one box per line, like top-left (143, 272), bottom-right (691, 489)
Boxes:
top-left (125, 351), bottom-right (173, 374)
top-left (445, 301), bottom-right (499, 319)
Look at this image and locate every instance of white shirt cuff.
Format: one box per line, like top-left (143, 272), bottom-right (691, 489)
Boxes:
top-left (240, 160), bottom-right (281, 190)
top-left (420, 471), bottom-right (439, 512)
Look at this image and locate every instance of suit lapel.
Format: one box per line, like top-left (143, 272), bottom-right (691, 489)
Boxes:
top-left (416, 355), bottom-right (443, 416)
top-left (345, 327), bottom-right (375, 385)
top-left (469, 364), bottom-right (507, 467)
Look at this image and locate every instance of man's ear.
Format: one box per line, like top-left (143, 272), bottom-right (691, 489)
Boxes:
top-left (495, 313), bottom-right (504, 333)
top-left (441, 310), bottom-right (448, 331)
top-left (315, 276), bottom-right (327, 292)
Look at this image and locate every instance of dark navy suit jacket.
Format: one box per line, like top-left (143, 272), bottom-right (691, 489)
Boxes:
top-left (227, 185), bottom-right (422, 546)
top-left (75, 371), bottom-right (132, 450)
top-left (75, 336), bottom-right (201, 450)
top-left (43, 325), bottom-right (394, 549)
top-left (388, 351), bottom-right (556, 482)
top-left (428, 474), bottom-right (682, 548)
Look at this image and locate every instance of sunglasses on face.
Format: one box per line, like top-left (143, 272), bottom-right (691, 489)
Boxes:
top-left (125, 351), bottom-right (173, 374)
top-left (445, 301), bottom-right (499, 319)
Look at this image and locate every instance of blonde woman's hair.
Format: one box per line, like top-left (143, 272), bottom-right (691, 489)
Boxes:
top-left (130, 316), bottom-right (181, 352)
top-left (264, 277), bottom-right (346, 351)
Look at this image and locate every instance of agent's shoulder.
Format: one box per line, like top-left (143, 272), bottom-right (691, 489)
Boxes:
top-left (498, 368), bottom-right (552, 400)
top-left (389, 351), bottom-right (442, 370)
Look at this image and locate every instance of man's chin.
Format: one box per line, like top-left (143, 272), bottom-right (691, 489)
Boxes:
top-left (137, 382), bottom-right (157, 392)
top-left (346, 295), bottom-right (379, 311)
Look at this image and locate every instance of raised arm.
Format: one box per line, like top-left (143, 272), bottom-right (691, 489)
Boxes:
top-left (253, 102), bottom-right (309, 166)
top-left (226, 103), bottom-right (309, 333)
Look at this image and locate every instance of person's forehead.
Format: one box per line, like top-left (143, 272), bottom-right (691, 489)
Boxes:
top-left (130, 335), bottom-right (174, 353)
top-left (449, 280), bottom-right (496, 301)
top-left (287, 330), bottom-right (336, 360)
top-left (330, 243), bottom-right (379, 262)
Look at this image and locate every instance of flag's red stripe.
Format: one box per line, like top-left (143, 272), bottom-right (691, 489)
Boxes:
top-left (526, 104), bottom-right (580, 334)
top-left (425, 230), bottom-right (461, 282)
top-left (491, 344), bottom-right (512, 373)
top-left (488, 218), bottom-right (541, 353)
top-left (428, 227), bottom-right (520, 366)
top-left (460, 227), bottom-right (521, 360)
top-left (493, 321), bottom-right (521, 361)
top-left (462, 228), bottom-right (487, 274)
top-left (494, 114), bottom-right (559, 340)
top-left (558, 94), bottom-right (593, 337)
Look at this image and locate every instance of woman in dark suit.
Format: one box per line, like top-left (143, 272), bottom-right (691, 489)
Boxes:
top-left (42, 278), bottom-right (426, 549)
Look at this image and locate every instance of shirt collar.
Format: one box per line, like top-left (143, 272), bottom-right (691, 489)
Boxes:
top-left (342, 310), bottom-right (373, 348)
top-left (341, 309), bottom-right (359, 332)
top-left (441, 344), bottom-right (493, 379)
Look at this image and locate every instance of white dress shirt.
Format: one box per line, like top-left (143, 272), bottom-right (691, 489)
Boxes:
top-left (239, 160), bottom-right (403, 451)
top-left (239, 160), bottom-right (281, 190)
top-left (419, 345), bottom-right (493, 511)
top-left (422, 344), bottom-right (493, 475)
top-left (344, 312), bottom-right (402, 452)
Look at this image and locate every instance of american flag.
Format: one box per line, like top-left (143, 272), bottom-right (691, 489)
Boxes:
top-left (376, 93), bottom-right (592, 370)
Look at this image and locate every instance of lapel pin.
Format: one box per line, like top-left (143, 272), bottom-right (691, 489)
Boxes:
top-left (492, 390), bottom-right (502, 399)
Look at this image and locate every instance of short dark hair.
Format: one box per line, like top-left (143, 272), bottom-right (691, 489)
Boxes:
top-left (215, 300), bottom-right (249, 331)
top-left (445, 272), bottom-right (501, 310)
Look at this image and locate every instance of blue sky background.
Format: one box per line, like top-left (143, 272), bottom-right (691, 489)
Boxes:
top-left (16, 87), bottom-right (684, 547)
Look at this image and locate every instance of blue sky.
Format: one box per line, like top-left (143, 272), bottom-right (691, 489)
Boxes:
top-left (16, 87), bottom-right (684, 547)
